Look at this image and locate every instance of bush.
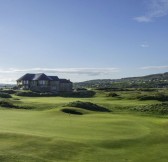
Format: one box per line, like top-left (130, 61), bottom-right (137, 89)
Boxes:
top-left (76, 88), bottom-right (87, 91)
top-left (137, 88), bottom-right (156, 92)
top-left (95, 87), bottom-right (129, 91)
top-left (0, 89), bottom-right (16, 94)
top-left (137, 93), bottom-right (168, 101)
top-left (107, 92), bottom-right (119, 97)
top-left (60, 90), bottom-right (96, 98)
top-left (67, 101), bottom-right (110, 112)
top-left (130, 102), bottom-right (168, 115)
top-left (16, 90), bottom-right (96, 98)
top-left (16, 91), bottom-right (58, 97)
top-left (16, 91), bottom-right (38, 97)
top-left (0, 92), bottom-right (12, 98)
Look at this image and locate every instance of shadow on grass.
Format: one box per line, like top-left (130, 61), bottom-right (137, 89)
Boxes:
top-left (61, 108), bottom-right (83, 115)
top-left (66, 101), bottom-right (110, 112)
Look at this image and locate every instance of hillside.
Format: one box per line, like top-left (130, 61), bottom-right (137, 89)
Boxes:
top-left (74, 72), bottom-right (168, 89)
top-left (0, 84), bottom-right (16, 88)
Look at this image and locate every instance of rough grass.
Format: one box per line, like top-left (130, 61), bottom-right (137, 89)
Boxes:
top-left (131, 102), bottom-right (168, 114)
top-left (66, 101), bottom-right (110, 112)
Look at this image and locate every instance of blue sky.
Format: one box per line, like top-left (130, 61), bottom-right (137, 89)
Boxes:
top-left (0, 0), bottom-right (168, 83)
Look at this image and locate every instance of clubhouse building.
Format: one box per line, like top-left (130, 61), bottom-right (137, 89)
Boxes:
top-left (17, 73), bottom-right (72, 93)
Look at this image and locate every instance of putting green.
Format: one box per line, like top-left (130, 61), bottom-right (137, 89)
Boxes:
top-left (0, 108), bottom-right (168, 162)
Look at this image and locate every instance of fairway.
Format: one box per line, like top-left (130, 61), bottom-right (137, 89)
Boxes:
top-left (0, 106), bottom-right (168, 162)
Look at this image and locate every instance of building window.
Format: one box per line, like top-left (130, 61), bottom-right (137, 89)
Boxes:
top-left (23, 80), bottom-right (29, 84)
top-left (39, 80), bottom-right (46, 85)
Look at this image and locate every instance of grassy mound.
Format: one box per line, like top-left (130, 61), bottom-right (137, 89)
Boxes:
top-left (0, 100), bottom-right (18, 108)
top-left (0, 100), bottom-right (33, 110)
top-left (67, 101), bottom-right (110, 112)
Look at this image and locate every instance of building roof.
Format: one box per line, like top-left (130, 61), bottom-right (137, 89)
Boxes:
top-left (17, 73), bottom-right (56, 81)
top-left (59, 79), bottom-right (72, 83)
top-left (33, 73), bottom-right (51, 81)
top-left (17, 73), bottom-right (71, 83)
top-left (17, 73), bottom-right (35, 81)
top-left (48, 76), bottom-right (59, 81)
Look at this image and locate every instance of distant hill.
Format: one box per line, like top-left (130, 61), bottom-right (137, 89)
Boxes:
top-left (0, 84), bottom-right (16, 88)
top-left (74, 72), bottom-right (168, 89)
top-left (121, 72), bottom-right (168, 81)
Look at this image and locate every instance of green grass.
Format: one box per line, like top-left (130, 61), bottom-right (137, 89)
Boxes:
top-left (0, 109), bottom-right (168, 162)
top-left (0, 90), bottom-right (167, 161)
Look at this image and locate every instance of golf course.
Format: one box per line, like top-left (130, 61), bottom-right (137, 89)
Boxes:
top-left (1, 0), bottom-right (168, 161)
top-left (0, 89), bottom-right (168, 162)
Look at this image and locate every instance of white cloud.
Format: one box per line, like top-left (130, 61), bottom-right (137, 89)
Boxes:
top-left (134, 16), bottom-right (152, 22)
top-left (0, 67), bottom-right (120, 83)
top-left (140, 66), bottom-right (168, 69)
top-left (134, 0), bottom-right (168, 22)
top-left (140, 44), bottom-right (149, 48)
top-left (0, 67), bottom-right (120, 75)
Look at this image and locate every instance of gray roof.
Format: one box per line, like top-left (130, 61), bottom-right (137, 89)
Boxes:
top-left (17, 73), bottom-right (58, 81)
top-left (17, 73), bottom-right (71, 83)
top-left (33, 73), bottom-right (51, 81)
top-left (48, 76), bottom-right (59, 81)
top-left (17, 73), bottom-right (35, 81)
top-left (59, 79), bottom-right (72, 83)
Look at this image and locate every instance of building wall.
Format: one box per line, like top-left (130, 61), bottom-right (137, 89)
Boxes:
top-left (17, 80), bottom-right (30, 90)
top-left (59, 83), bottom-right (72, 92)
top-left (50, 81), bottom-right (60, 92)
top-left (17, 80), bottom-right (72, 93)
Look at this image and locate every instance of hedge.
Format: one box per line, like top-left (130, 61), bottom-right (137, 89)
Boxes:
top-left (0, 92), bottom-right (12, 98)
